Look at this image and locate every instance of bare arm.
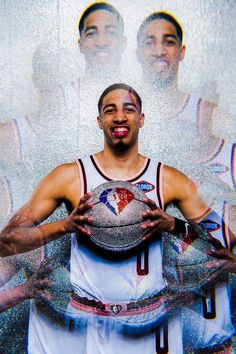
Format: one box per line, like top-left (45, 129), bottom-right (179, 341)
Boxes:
top-left (0, 163), bottom-right (92, 257)
top-left (0, 258), bottom-right (53, 313)
top-left (141, 165), bottom-right (209, 238)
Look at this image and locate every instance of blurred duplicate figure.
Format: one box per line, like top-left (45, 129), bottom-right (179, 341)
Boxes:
top-left (136, 11), bottom-right (236, 352)
top-left (1, 83), bottom-right (235, 354)
top-left (78, 2), bottom-right (126, 82)
top-left (136, 11), bottom-right (236, 190)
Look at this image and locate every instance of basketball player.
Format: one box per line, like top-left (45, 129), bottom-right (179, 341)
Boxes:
top-left (136, 12), bottom-right (236, 352)
top-left (136, 11), bottom-right (236, 194)
top-left (0, 83), bottom-right (234, 354)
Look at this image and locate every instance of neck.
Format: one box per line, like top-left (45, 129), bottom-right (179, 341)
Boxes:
top-left (85, 64), bottom-right (121, 82)
top-left (142, 74), bottom-right (187, 117)
top-left (144, 71), bottom-right (179, 95)
top-left (95, 143), bottom-right (145, 180)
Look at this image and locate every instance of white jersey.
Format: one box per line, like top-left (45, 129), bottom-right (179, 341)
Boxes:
top-left (201, 138), bottom-right (236, 191)
top-left (28, 156), bottom-right (183, 354)
top-left (71, 155), bottom-right (166, 302)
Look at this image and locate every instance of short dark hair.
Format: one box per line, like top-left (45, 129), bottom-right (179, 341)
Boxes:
top-left (78, 2), bottom-right (124, 36)
top-left (98, 83), bottom-right (142, 114)
top-left (137, 11), bottom-right (183, 46)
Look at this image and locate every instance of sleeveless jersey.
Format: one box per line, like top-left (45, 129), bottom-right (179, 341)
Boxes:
top-left (201, 139), bottom-right (236, 191)
top-left (70, 155), bottom-right (165, 302)
top-left (28, 156), bottom-right (184, 354)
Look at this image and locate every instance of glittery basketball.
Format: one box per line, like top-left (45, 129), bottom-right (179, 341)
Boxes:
top-left (85, 181), bottom-right (151, 252)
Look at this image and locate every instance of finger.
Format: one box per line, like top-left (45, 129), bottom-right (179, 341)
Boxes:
top-left (74, 215), bottom-right (94, 224)
top-left (74, 201), bottom-right (93, 214)
top-left (79, 192), bottom-right (93, 205)
top-left (141, 225), bottom-right (162, 241)
top-left (207, 249), bottom-right (229, 259)
top-left (37, 290), bottom-right (53, 301)
top-left (141, 219), bottom-right (159, 230)
top-left (77, 225), bottom-right (91, 236)
top-left (204, 258), bottom-right (225, 269)
top-left (206, 236), bottom-right (223, 250)
top-left (142, 209), bottom-right (161, 220)
top-left (143, 198), bottom-right (158, 211)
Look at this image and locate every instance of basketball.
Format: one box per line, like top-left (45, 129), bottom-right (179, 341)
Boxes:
top-left (84, 181), bottom-right (151, 252)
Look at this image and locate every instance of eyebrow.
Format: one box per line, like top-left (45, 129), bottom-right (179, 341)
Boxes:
top-left (84, 24), bottom-right (118, 35)
top-left (163, 34), bottom-right (178, 41)
top-left (84, 26), bottom-right (97, 35)
top-left (102, 102), bottom-right (138, 112)
top-left (142, 33), bottom-right (178, 41)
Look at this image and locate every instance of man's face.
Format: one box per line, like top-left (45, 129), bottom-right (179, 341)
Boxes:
top-left (79, 10), bottom-right (125, 70)
top-left (97, 89), bottom-right (144, 150)
top-left (136, 19), bottom-right (185, 85)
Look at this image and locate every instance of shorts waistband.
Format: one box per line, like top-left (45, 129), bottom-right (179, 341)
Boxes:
top-left (70, 291), bottom-right (169, 317)
top-left (70, 290), bottom-right (196, 317)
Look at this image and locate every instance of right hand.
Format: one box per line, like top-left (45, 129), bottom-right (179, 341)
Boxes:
top-left (63, 192), bottom-right (94, 235)
top-left (23, 257), bottom-right (55, 300)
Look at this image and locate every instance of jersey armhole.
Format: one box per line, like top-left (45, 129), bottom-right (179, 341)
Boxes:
top-left (157, 162), bottom-right (164, 210)
top-left (231, 143), bottom-right (236, 190)
top-left (75, 159), bottom-right (87, 195)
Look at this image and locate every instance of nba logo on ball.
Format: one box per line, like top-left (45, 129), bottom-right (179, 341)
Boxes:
top-left (85, 181), bottom-right (152, 253)
top-left (99, 187), bottom-right (134, 216)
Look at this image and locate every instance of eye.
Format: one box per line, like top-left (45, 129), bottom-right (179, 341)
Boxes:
top-left (124, 107), bottom-right (136, 113)
top-left (107, 29), bottom-right (118, 37)
top-left (104, 108), bottom-right (115, 114)
top-left (143, 39), bottom-right (154, 47)
top-left (85, 31), bottom-right (96, 38)
top-left (163, 39), bottom-right (176, 46)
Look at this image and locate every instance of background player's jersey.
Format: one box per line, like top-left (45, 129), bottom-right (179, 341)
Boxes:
top-left (201, 139), bottom-right (236, 191)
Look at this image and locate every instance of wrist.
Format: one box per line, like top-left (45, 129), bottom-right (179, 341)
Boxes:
top-left (16, 284), bottom-right (32, 300)
top-left (167, 215), bottom-right (176, 233)
top-left (60, 218), bottom-right (72, 234)
top-left (170, 217), bottom-right (189, 235)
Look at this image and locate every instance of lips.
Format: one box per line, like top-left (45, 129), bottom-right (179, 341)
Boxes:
top-left (95, 51), bottom-right (110, 60)
top-left (151, 59), bottom-right (169, 71)
top-left (111, 126), bottom-right (129, 137)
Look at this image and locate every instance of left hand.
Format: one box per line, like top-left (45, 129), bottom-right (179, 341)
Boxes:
top-left (24, 257), bottom-right (55, 300)
top-left (207, 240), bottom-right (236, 274)
top-left (141, 198), bottom-right (175, 241)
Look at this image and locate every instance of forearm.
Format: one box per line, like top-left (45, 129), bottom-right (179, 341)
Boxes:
top-left (0, 283), bottom-right (31, 313)
top-left (0, 218), bottom-right (68, 257)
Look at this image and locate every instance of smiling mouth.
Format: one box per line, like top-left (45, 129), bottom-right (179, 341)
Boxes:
top-left (95, 51), bottom-right (110, 59)
top-left (152, 59), bottom-right (169, 70)
top-left (112, 127), bottom-right (129, 137)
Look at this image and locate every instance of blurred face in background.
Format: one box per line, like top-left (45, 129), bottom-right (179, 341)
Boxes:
top-left (137, 19), bottom-right (185, 87)
top-left (79, 10), bottom-right (126, 75)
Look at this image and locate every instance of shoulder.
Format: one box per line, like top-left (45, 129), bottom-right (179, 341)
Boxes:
top-left (162, 164), bottom-right (197, 205)
top-left (34, 161), bottom-right (80, 199)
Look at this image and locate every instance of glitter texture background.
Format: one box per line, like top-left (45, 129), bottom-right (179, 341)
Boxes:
top-left (0, 0), bottom-right (236, 353)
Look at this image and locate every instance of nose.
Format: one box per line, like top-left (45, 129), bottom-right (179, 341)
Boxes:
top-left (152, 42), bottom-right (167, 57)
top-left (113, 109), bottom-right (127, 123)
top-left (95, 32), bottom-right (109, 47)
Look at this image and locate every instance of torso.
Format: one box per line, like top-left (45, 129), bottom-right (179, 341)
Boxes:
top-left (70, 155), bottom-right (165, 302)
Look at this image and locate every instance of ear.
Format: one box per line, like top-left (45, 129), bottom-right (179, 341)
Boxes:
top-left (179, 45), bottom-right (186, 61)
top-left (139, 113), bottom-right (145, 128)
top-left (97, 116), bottom-right (103, 129)
top-left (78, 38), bottom-right (84, 54)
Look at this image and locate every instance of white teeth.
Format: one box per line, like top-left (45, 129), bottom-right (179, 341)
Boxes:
top-left (114, 127), bottom-right (128, 132)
